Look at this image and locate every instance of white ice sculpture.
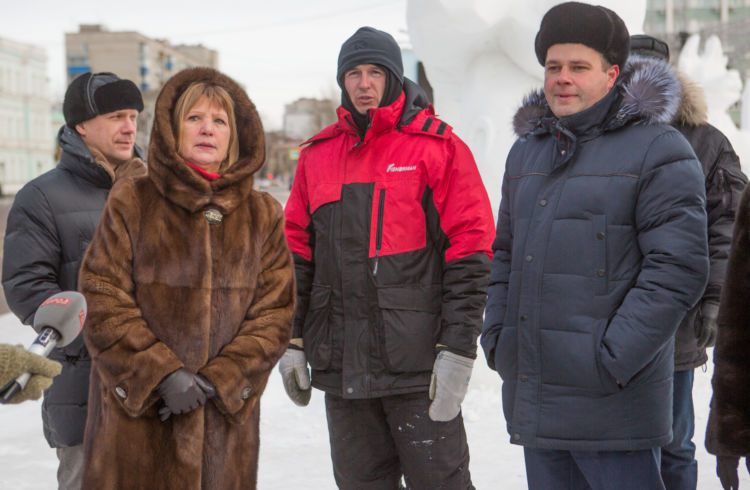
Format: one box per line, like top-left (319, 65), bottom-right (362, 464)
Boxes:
top-left (406, 0), bottom-right (647, 213)
top-left (678, 34), bottom-right (750, 173)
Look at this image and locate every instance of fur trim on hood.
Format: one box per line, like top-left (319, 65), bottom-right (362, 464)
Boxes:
top-left (674, 70), bottom-right (708, 127)
top-left (148, 67), bottom-right (265, 213)
top-left (513, 54), bottom-right (683, 138)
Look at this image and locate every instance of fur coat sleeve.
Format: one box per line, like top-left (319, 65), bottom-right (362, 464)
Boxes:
top-left (706, 182), bottom-right (750, 456)
top-left (80, 180), bottom-right (183, 418)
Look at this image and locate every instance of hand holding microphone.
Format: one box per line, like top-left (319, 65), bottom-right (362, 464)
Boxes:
top-left (0, 344), bottom-right (61, 403)
top-left (0, 291), bottom-right (86, 404)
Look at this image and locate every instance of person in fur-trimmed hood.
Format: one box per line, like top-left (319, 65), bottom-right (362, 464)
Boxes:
top-left (629, 35), bottom-right (747, 490)
top-left (78, 67), bottom-right (295, 489)
top-left (480, 3), bottom-right (709, 489)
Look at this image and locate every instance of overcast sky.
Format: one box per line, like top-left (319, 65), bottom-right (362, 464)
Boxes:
top-left (4, 0), bottom-right (408, 128)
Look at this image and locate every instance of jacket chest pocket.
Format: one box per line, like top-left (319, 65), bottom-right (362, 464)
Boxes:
top-left (592, 214), bottom-right (608, 295)
top-left (370, 179), bottom-right (426, 259)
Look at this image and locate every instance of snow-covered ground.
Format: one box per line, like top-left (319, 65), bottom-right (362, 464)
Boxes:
top-left (0, 311), bottom-right (745, 489)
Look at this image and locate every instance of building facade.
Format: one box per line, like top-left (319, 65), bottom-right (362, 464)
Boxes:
top-left (0, 37), bottom-right (54, 195)
top-left (66, 24), bottom-right (218, 147)
top-left (645, 0), bottom-right (750, 82)
top-left (282, 97), bottom-right (336, 141)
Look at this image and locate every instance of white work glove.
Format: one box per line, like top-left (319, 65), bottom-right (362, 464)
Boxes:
top-left (278, 346), bottom-right (311, 407)
top-left (428, 350), bottom-right (474, 422)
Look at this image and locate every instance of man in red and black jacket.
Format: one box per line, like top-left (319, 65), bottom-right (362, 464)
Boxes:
top-left (281, 26), bottom-right (494, 489)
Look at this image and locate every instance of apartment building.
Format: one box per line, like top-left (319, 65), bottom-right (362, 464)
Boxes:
top-left (0, 37), bottom-right (54, 195)
top-left (66, 24), bottom-right (218, 147)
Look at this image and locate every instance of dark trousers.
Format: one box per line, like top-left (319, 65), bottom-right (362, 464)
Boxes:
top-left (661, 369), bottom-right (697, 490)
top-left (324, 391), bottom-right (473, 490)
top-left (523, 446), bottom-right (665, 490)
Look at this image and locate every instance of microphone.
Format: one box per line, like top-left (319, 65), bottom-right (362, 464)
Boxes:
top-left (0, 291), bottom-right (87, 403)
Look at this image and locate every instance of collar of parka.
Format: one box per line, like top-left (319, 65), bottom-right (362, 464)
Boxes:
top-left (147, 67), bottom-right (265, 214)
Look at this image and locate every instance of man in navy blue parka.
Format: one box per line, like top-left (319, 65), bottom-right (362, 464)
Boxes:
top-left (481, 3), bottom-right (709, 489)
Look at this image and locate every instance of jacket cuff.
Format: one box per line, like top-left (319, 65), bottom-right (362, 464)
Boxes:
top-left (437, 324), bottom-right (478, 359)
top-left (287, 338), bottom-right (304, 350)
top-left (479, 330), bottom-right (500, 371)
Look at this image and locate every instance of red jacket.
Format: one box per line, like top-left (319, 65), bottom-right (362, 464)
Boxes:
top-left (285, 82), bottom-right (494, 398)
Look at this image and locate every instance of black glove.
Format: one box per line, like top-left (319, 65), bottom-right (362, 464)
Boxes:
top-left (717, 456), bottom-right (741, 490)
top-left (156, 368), bottom-right (215, 422)
top-left (697, 301), bottom-right (719, 349)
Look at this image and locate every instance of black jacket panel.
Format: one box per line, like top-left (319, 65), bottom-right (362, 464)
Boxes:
top-left (673, 115), bottom-right (747, 370)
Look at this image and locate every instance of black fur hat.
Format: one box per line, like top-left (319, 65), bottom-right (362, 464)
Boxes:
top-left (337, 27), bottom-right (403, 88)
top-left (535, 2), bottom-right (630, 68)
top-left (63, 72), bottom-right (144, 127)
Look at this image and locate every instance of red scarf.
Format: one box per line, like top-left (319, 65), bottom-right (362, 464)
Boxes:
top-left (184, 160), bottom-right (220, 181)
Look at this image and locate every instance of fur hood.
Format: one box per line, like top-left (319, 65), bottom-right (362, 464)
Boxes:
top-left (148, 67), bottom-right (265, 213)
top-left (674, 69), bottom-right (709, 127)
top-left (513, 54), bottom-right (687, 138)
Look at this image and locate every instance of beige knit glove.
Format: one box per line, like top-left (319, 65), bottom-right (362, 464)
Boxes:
top-left (0, 344), bottom-right (62, 403)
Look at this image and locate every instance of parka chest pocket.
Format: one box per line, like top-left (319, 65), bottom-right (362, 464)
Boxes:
top-left (370, 177), bottom-right (427, 259)
top-left (592, 215), bottom-right (607, 295)
top-left (303, 284), bottom-right (333, 370)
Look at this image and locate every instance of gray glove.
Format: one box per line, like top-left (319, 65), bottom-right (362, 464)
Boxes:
top-left (157, 368), bottom-right (215, 421)
top-left (428, 350), bottom-right (474, 422)
top-left (697, 301), bottom-right (719, 349)
top-left (278, 347), bottom-right (311, 406)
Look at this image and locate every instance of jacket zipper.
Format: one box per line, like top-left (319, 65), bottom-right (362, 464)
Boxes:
top-left (373, 188), bottom-right (385, 276)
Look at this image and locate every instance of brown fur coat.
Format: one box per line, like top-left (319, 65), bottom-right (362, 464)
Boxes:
top-left (79, 67), bottom-right (294, 488)
top-left (706, 183), bottom-right (750, 457)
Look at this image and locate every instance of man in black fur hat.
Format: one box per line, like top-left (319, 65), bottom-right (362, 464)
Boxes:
top-left (2, 72), bottom-right (144, 489)
top-left (481, 3), bottom-right (710, 488)
top-left (282, 26), bottom-right (494, 489)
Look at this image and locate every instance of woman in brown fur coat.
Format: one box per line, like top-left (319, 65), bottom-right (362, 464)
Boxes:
top-left (79, 67), bottom-right (294, 489)
top-left (706, 182), bottom-right (750, 489)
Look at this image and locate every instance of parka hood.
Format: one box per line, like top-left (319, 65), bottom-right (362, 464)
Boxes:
top-left (148, 67), bottom-right (265, 213)
top-left (513, 53), bottom-right (683, 138)
top-left (628, 54), bottom-right (708, 127)
top-left (400, 78), bottom-right (432, 126)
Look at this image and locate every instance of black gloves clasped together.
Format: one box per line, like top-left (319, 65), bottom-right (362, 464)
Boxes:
top-left (157, 368), bottom-right (215, 421)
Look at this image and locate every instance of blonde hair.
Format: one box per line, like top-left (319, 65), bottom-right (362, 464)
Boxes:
top-left (172, 82), bottom-right (240, 170)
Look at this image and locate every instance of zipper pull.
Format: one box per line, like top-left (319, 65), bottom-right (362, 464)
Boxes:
top-left (373, 250), bottom-right (379, 276)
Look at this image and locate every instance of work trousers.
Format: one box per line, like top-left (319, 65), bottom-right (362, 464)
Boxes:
top-left (325, 391), bottom-right (473, 490)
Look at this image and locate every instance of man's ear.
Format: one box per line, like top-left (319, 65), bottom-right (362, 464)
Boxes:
top-left (75, 122), bottom-right (87, 137)
top-left (607, 64), bottom-right (620, 90)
